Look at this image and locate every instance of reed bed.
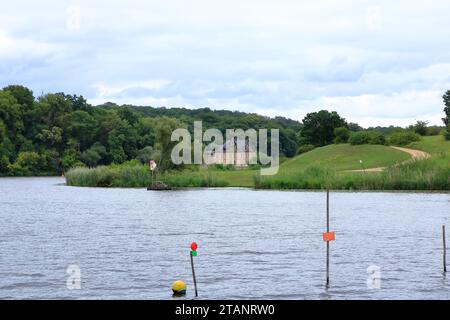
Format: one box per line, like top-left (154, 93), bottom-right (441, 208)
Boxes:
top-left (66, 164), bottom-right (229, 188)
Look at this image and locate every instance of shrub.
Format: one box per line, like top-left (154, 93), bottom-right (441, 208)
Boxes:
top-left (445, 125), bottom-right (450, 140)
top-left (349, 131), bottom-right (371, 145)
top-left (0, 155), bottom-right (10, 174)
top-left (61, 149), bottom-right (83, 170)
top-left (445, 130), bottom-right (450, 141)
top-left (79, 149), bottom-right (101, 167)
top-left (136, 146), bottom-right (155, 164)
top-left (297, 144), bottom-right (315, 155)
top-left (7, 151), bottom-right (44, 176)
top-left (426, 126), bottom-right (443, 136)
top-left (368, 131), bottom-right (386, 145)
top-left (349, 131), bottom-right (387, 145)
top-left (388, 131), bottom-right (421, 146)
top-left (334, 127), bottom-right (350, 144)
top-left (412, 120), bottom-right (428, 136)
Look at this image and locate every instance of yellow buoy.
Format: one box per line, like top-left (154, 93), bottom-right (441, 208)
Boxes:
top-left (171, 280), bottom-right (187, 295)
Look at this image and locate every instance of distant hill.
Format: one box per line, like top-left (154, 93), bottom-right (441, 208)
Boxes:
top-left (97, 103), bottom-right (303, 132)
top-left (96, 103), bottom-right (303, 158)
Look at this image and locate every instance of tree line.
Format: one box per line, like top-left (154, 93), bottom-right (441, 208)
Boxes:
top-left (0, 85), bottom-right (303, 175)
top-left (0, 85), bottom-right (448, 176)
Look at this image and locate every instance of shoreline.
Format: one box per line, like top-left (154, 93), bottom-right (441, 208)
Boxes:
top-left (2, 175), bottom-right (448, 193)
top-left (64, 180), bottom-right (450, 193)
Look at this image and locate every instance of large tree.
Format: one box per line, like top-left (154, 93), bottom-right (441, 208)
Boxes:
top-left (154, 117), bottom-right (184, 170)
top-left (0, 90), bottom-right (23, 138)
top-left (443, 90), bottom-right (450, 139)
top-left (301, 110), bottom-right (347, 146)
top-left (3, 85), bottom-right (34, 111)
top-left (279, 129), bottom-right (298, 157)
top-left (66, 110), bottom-right (98, 150)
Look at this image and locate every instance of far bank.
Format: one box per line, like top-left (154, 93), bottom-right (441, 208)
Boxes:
top-left (65, 137), bottom-right (450, 191)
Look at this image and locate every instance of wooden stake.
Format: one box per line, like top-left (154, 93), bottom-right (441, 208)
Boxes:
top-left (190, 251), bottom-right (198, 297)
top-left (326, 189), bottom-right (330, 287)
top-left (443, 225), bottom-right (447, 273)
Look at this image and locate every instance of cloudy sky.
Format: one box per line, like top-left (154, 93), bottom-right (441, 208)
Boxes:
top-left (1, 0), bottom-right (449, 127)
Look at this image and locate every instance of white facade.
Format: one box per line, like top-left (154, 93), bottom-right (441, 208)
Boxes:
top-left (206, 138), bottom-right (257, 167)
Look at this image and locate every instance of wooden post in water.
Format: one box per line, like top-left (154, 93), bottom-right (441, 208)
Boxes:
top-left (326, 189), bottom-right (330, 287)
top-left (443, 225), bottom-right (447, 273)
top-left (190, 251), bottom-right (198, 297)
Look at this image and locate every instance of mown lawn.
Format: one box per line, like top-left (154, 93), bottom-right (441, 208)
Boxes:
top-left (279, 144), bottom-right (410, 172)
top-left (211, 169), bottom-right (257, 187)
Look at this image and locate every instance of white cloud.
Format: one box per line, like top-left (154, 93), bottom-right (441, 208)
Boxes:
top-left (367, 6), bottom-right (383, 31)
top-left (1, 0), bottom-right (450, 127)
top-left (0, 29), bottom-right (56, 59)
top-left (66, 6), bottom-right (81, 31)
top-left (313, 90), bottom-right (445, 127)
top-left (92, 80), bottom-right (172, 98)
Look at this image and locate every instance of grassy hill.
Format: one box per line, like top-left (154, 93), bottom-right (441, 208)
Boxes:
top-left (406, 135), bottom-right (450, 155)
top-left (212, 144), bottom-right (412, 187)
top-left (279, 144), bottom-right (410, 172)
top-left (252, 136), bottom-right (449, 190)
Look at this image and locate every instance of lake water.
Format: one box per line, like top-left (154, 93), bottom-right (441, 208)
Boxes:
top-left (0, 177), bottom-right (449, 300)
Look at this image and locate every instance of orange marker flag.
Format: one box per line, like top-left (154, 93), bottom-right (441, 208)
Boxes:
top-left (323, 232), bottom-right (335, 242)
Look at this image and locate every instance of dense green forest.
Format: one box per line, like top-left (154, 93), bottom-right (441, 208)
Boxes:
top-left (0, 85), bottom-right (305, 176)
top-left (1, 85), bottom-right (448, 176)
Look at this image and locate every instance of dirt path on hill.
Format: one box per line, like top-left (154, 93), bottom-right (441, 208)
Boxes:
top-left (348, 147), bottom-right (431, 173)
top-left (390, 146), bottom-right (431, 160)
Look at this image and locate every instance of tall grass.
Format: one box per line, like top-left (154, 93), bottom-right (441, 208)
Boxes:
top-left (66, 163), bottom-right (229, 188)
top-left (254, 155), bottom-right (450, 191)
top-left (66, 166), bottom-right (120, 187)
